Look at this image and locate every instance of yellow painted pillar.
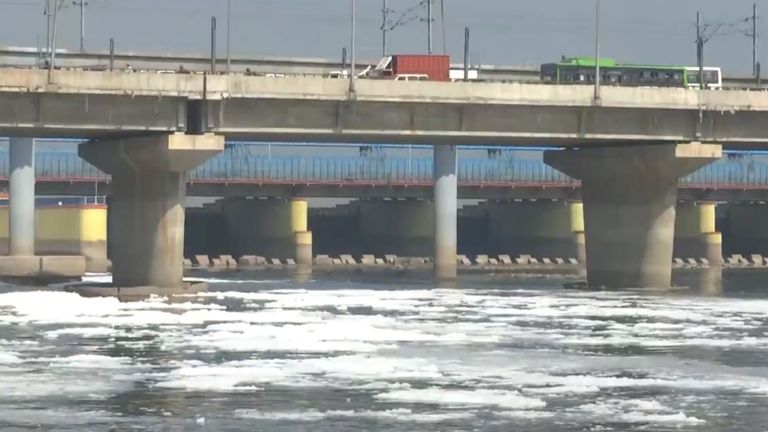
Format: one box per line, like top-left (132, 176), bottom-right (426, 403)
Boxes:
top-left (674, 202), bottom-right (722, 264)
top-left (291, 198), bottom-right (312, 269)
top-left (0, 207), bottom-right (9, 254)
top-left (570, 201), bottom-right (586, 264)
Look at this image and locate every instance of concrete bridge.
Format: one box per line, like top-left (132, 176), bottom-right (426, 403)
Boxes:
top-left (3, 67), bottom-right (768, 290)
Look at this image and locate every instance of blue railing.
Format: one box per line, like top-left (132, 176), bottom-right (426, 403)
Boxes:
top-left (0, 150), bottom-right (767, 187)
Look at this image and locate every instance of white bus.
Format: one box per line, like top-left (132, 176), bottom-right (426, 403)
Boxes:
top-left (685, 67), bottom-right (723, 90)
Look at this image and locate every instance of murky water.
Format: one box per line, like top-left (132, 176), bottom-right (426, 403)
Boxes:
top-left (1, 270), bottom-right (767, 431)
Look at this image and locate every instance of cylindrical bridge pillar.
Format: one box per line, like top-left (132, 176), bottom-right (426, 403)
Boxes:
top-left (434, 145), bottom-right (458, 280)
top-left (9, 137), bottom-right (36, 256)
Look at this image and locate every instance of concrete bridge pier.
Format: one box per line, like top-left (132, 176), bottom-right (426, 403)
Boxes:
top-left (80, 133), bottom-right (224, 288)
top-left (9, 137), bottom-right (35, 256)
top-left (675, 202), bottom-right (723, 265)
top-left (434, 145), bottom-right (458, 280)
top-left (545, 143), bottom-right (721, 289)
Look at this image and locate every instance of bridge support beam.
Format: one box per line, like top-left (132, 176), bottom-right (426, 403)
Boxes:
top-left (675, 202), bottom-right (722, 265)
top-left (80, 133), bottom-right (223, 288)
top-left (545, 143), bottom-right (721, 289)
top-left (434, 145), bottom-right (458, 280)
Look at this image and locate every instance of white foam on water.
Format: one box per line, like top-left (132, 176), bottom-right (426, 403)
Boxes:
top-left (235, 408), bottom-right (475, 423)
top-left (43, 327), bottom-right (117, 339)
top-left (0, 408), bottom-right (121, 426)
top-left (156, 362), bottom-right (284, 391)
top-left (81, 273), bottom-right (112, 284)
top-left (3, 283), bottom-right (768, 428)
top-left (0, 350), bottom-right (21, 364)
top-left (618, 412), bottom-right (706, 425)
top-left (375, 388), bottom-right (547, 410)
top-left (46, 354), bottom-right (133, 369)
top-left (0, 371), bottom-right (134, 399)
top-left (574, 399), bottom-right (706, 426)
top-left (524, 385), bottom-right (601, 395)
top-left (185, 277), bottom-right (291, 284)
top-left (495, 410), bottom-right (556, 419)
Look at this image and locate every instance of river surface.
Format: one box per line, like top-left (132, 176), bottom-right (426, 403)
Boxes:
top-left (0, 270), bottom-right (767, 431)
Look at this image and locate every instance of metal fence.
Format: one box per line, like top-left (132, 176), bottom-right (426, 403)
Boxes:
top-left (0, 150), bottom-right (767, 188)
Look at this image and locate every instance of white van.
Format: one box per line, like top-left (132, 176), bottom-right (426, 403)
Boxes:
top-left (393, 74), bottom-right (430, 81)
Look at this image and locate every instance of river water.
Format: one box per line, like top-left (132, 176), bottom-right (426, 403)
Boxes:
top-left (0, 270), bottom-right (767, 431)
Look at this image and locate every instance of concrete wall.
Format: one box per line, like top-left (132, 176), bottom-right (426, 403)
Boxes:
top-left (358, 199), bottom-right (434, 257)
top-left (309, 204), bottom-right (361, 256)
top-left (0, 205), bottom-right (107, 272)
top-left (184, 205), bottom-right (229, 259)
top-left (722, 203), bottom-right (768, 255)
top-left (220, 198), bottom-right (296, 259)
top-left (487, 200), bottom-right (583, 259)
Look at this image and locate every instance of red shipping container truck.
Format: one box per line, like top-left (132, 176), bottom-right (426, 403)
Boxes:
top-left (391, 55), bottom-right (450, 81)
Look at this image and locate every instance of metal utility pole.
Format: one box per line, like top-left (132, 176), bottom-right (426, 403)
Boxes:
top-left (440, 0), bottom-right (447, 54)
top-left (227, 0), bottom-right (232, 74)
top-left (210, 17), bottom-right (217, 74)
top-left (382, 0), bottom-right (388, 56)
top-left (79, 0), bottom-right (85, 52)
top-left (753, 3), bottom-right (758, 76)
top-left (697, 12), bottom-right (704, 90)
top-left (109, 37), bottom-right (115, 71)
top-left (350, 0), bottom-right (357, 93)
top-left (45, 0), bottom-right (52, 55)
top-left (593, 0), bottom-right (601, 102)
top-left (463, 27), bottom-right (470, 82)
top-left (49, 0), bottom-right (61, 83)
top-left (427, 0), bottom-right (433, 54)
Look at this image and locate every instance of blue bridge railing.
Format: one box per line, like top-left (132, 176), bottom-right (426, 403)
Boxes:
top-left (0, 150), bottom-right (767, 187)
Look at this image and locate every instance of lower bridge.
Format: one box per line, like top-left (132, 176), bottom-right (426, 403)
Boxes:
top-left (2, 144), bottom-right (768, 201)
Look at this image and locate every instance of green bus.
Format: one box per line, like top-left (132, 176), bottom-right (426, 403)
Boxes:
top-left (541, 57), bottom-right (722, 89)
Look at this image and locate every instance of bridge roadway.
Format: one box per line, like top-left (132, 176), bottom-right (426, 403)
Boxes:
top-left (2, 68), bottom-right (768, 147)
top-left (0, 149), bottom-right (766, 201)
top-left (2, 67), bottom-right (768, 289)
top-left (0, 47), bottom-right (763, 89)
